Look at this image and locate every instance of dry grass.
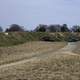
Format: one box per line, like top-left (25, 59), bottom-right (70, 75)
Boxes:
top-left (0, 41), bottom-right (66, 65)
top-left (0, 53), bottom-right (80, 80)
top-left (0, 41), bottom-right (80, 80)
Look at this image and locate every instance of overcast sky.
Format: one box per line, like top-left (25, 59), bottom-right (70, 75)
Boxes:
top-left (0, 0), bottom-right (80, 30)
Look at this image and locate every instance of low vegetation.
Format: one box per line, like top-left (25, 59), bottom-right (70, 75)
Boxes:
top-left (0, 32), bottom-right (80, 47)
top-left (0, 32), bottom-right (49, 46)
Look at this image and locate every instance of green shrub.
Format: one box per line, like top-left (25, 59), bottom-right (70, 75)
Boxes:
top-left (40, 35), bottom-right (55, 42)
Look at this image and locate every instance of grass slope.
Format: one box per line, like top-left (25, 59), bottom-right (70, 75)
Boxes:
top-left (0, 32), bottom-right (80, 47)
top-left (0, 32), bottom-right (49, 47)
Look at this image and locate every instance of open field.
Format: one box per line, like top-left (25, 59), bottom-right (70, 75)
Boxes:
top-left (0, 41), bottom-right (80, 80)
top-left (0, 41), bottom-right (66, 65)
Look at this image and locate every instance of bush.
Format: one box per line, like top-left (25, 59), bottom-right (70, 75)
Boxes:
top-left (66, 33), bottom-right (79, 42)
top-left (40, 35), bottom-right (55, 42)
top-left (40, 33), bottom-right (66, 42)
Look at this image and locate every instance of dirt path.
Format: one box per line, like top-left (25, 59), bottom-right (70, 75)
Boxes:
top-left (58, 42), bottom-right (78, 55)
top-left (0, 42), bottom-right (78, 69)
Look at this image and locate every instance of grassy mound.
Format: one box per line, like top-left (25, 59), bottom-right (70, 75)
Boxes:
top-left (0, 32), bottom-right (49, 47)
top-left (0, 32), bottom-right (80, 47)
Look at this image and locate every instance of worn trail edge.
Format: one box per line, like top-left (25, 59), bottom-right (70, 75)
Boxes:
top-left (0, 42), bottom-right (78, 69)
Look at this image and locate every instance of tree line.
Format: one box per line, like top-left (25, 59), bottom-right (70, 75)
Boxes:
top-left (0, 24), bottom-right (80, 32)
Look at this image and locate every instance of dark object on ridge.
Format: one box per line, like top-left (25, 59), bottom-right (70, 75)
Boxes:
top-left (40, 35), bottom-right (55, 42)
top-left (5, 24), bottom-right (24, 32)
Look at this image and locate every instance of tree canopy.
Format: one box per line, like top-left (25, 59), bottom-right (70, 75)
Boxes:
top-left (5, 24), bottom-right (24, 32)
